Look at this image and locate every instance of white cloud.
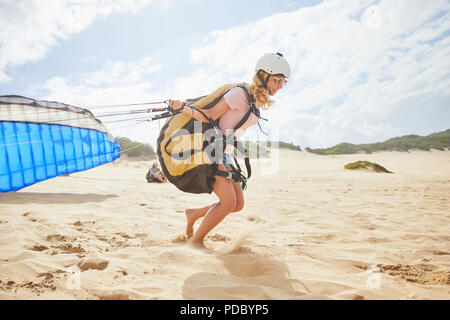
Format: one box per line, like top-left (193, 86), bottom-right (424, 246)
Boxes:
top-left (186, 0), bottom-right (450, 148)
top-left (0, 0), bottom-right (153, 82)
top-left (42, 56), bottom-right (163, 104)
top-left (25, 0), bottom-right (450, 149)
top-left (40, 55), bottom-right (165, 145)
top-left (84, 57), bottom-right (162, 87)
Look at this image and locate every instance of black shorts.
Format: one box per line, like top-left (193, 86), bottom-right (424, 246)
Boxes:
top-left (147, 176), bottom-right (162, 183)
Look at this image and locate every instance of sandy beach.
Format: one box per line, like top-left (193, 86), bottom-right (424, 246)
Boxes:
top-left (0, 149), bottom-right (449, 300)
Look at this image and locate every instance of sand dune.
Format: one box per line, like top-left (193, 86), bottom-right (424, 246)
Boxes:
top-left (0, 149), bottom-right (449, 299)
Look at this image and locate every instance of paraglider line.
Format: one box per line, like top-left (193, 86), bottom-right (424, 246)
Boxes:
top-left (82, 101), bottom-right (168, 110)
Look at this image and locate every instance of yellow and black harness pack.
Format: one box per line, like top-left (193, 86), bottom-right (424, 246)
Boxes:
top-left (157, 83), bottom-right (264, 194)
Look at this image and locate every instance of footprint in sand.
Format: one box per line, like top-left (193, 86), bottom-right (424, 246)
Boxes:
top-left (22, 212), bottom-right (39, 222)
top-left (73, 220), bottom-right (96, 227)
top-left (96, 234), bottom-right (137, 251)
top-left (365, 237), bottom-right (392, 244)
top-left (46, 234), bottom-right (75, 243)
top-left (378, 264), bottom-right (449, 285)
top-left (114, 232), bottom-right (141, 239)
top-left (433, 250), bottom-right (450, 256)
top-left (114, 232), bottom-right (135, 239)
top-left (140, 204), bottom-right (163, 210)
top-left (77, 258), bottom-right (109, 271)
top-left (53, 243), bottom-right (86, 254)
top-left (0, 269), bottom-right (65, 295)
top-left (96, 235), bottom-right (110, 242)
top-left (246, 215), bottom-right (265, 223)
top-left (135, 233), bottom-right (147, 239)
top-left (28, 244), bottom-right (49, 252)
top-left (43, 234), bottom-right (87, 256)
top-left (90, 289), bottom-right (132, 300)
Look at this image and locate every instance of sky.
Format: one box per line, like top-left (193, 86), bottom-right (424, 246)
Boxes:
top-left (0, 0), bottom-right (449, 149)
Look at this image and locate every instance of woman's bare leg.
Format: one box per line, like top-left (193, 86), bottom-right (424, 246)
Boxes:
top-left (184, 168), bottom-right (241, 238)
top-left (185, 203), bottom-right (216, 238)
top-left (231, 180), bottom-right (244, 212)
top-left (189, 170), bottom-right (237, 249)
top-left (154, 173), bottom-right (166, 183)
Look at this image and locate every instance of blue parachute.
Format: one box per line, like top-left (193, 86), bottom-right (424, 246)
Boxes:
top-left (0, 95), bottom-right (121, 192)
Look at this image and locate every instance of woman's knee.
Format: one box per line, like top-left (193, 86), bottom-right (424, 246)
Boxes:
top-left (231, 199), bottom-right (244, 213)
top-left (214, 176), bottom-right (237, 212)
top-left (219, 198), bottom-right (237, 213)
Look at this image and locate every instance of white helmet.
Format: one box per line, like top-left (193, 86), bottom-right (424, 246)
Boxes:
top-left (255, 52), bottom-right (291, 79)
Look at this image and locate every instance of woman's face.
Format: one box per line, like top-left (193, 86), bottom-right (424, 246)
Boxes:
top-left (267, 75), bottom-right (287, 96)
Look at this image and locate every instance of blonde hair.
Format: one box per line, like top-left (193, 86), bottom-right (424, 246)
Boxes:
top-left (248, 70), bottom-right (274, 110)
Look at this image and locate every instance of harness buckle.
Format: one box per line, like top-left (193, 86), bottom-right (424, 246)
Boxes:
top-left (225, 171), bottom-right (234, 180)
top-left (240, 176), bottom-right (248, 190)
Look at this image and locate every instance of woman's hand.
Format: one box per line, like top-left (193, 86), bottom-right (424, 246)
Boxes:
top-left (168, 99), bottom-right (185, 113)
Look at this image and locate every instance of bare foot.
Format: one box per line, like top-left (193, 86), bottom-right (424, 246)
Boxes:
top-left (185, 204), bottom-right (213, 238)
top-left (187, 238), bottom-right (209, 251)
top-left (185, 209), bottom-right (197, 238)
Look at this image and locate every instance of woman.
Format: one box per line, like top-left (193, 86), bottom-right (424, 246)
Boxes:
top-left (169, 53), bottom-right (290, 249)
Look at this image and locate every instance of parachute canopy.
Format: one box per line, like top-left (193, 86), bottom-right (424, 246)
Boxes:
top-left (0, 95), bottom-right (121, 192)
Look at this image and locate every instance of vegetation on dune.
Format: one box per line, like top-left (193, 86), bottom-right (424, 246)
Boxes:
top-left (117, 129), bottom-right (450, 160)
top-left (267, 141), bottom-right (302, 151)
top-left (239, 141), bottom-right (270, 158)
top-left (116, 137), bottom-right (156, 159)
top-left (344, 161), bottom-right (393, 173)
top-left (239, 141), bottom-right (302, 158)
top-left (306, 129), bottom-right (450, 155)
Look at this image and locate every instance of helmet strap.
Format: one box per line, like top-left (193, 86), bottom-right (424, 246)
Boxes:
top-left (257, 70), bottom-right (270, 90)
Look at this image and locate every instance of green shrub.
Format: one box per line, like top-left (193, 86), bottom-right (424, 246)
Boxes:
top-left (344, 161), bottom-right (393, 173)
top-left (116, 137), bottom-right (156, 159)
top-left (306, 129), bottom-right (450, 155)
